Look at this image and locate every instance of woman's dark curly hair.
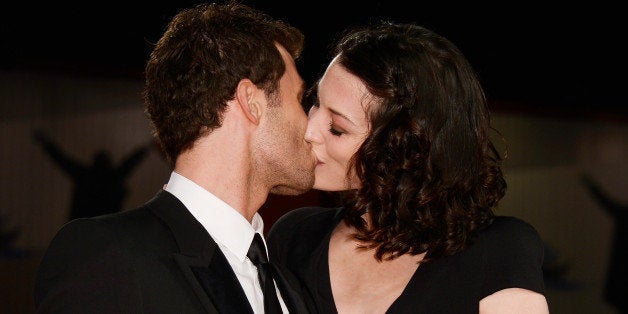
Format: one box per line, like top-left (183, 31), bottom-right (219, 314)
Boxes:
top-left (144, 2), bottom-right (304, 164)
top-left (335, 22), bottom-right (506, 262)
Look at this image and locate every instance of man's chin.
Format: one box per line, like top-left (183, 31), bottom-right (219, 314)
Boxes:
top-left (270, 181), bottom-right (314, 196)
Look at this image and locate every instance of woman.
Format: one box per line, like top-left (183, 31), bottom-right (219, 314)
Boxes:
top-left (268, 22), bottom-right (549, 313)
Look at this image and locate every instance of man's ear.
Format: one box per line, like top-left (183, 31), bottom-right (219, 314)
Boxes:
top-left (235, 79), bottom-right (262, 125)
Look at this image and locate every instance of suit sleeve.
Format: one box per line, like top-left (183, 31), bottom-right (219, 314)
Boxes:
top-left (34, 218), bottom-right (142, 313)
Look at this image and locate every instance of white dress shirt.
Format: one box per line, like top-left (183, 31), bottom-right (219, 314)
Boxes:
top-left (164, 171), bottom-right (288, 313)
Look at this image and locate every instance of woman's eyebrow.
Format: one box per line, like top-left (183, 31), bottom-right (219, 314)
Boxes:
top-left (328, 107), bottom-right (356, 126)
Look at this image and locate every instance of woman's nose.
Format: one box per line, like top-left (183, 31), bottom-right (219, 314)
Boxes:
top-left (304, 110), bottom-right (322, 144)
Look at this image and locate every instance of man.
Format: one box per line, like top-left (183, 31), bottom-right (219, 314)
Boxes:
top-left (34, 2), bottom-right (315, 313)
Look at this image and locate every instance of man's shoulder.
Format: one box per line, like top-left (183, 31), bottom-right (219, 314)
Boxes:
top-left (48, 205), bottom-right (155, 247)
top-left (82, 190), bottom-right (176, 232)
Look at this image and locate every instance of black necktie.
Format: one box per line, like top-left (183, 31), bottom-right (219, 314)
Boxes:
top-left (247, 233), bottom-right (283, 314)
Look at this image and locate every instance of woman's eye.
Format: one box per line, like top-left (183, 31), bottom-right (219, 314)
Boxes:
top-left (329, 124), bottom-right (344, 136)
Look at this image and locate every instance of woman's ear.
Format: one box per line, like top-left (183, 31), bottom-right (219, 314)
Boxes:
top-left (235, 79), bottom-right (262, 125)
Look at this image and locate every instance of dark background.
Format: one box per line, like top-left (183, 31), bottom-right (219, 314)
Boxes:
top-left (1, 1), bottom-right (626, 118)
top-left (1, 3), bottom-right (625, 313)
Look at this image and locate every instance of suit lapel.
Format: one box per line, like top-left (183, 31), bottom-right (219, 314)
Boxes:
top-left (147, 191), bottom-right (253, 314)
top-left (174, 252), bottom-right (253, 314)
top-left (188, 248), bottom-right (253, 314)
top-left (173, 253), bottom-right (220, 313)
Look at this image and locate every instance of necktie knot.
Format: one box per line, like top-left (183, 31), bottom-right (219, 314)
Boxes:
top-left (247, 233), bottom-right (269, 266)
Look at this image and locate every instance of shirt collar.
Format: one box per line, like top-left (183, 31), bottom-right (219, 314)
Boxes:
top-left (164, 171), bottom-right (264, 262)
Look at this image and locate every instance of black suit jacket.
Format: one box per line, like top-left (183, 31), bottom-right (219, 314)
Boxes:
top-left (34, 190), bottom-right (308, 313)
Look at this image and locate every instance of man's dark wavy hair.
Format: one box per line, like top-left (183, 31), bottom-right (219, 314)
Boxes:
top-left (334, 22), bottom-right (506, 262)
top-left (144, 2), bottom-right (304, 164)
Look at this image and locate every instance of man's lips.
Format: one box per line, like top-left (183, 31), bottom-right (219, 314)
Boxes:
top-left (315, 158), bottom-right (324, 166)
top-left (312, 151), bottom-right (324, 166)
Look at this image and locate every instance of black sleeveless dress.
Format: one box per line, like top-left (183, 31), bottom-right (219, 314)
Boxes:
top-left (268, 207), bottom-right (546, 314)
